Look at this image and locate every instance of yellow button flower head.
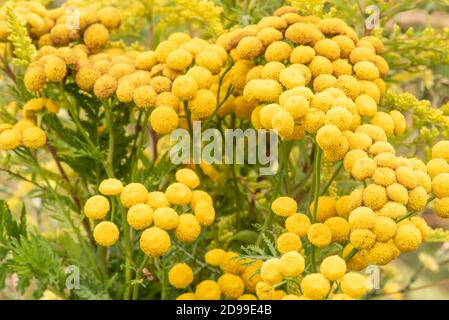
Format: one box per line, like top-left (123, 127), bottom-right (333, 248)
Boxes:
top-left (285, 23), bottom-right (324, 46)
top-left (93, 221), bottom-right (119, 247)
top-left (147, 191), bottom-right (170, 209)
top-left (372, 216), bottom-right (397, 241)
top-left (94, 74), bottom-right (117, 99)
top-left (219, 251), bottom-right (244, 274)
top-left (265, 41), bottom-right (292, 62)
top-left (411, 216), bottom-right (430, 240)
top-left (285, 213), bottom-right (311, 237)
top-left (218, 273), bottom-right (245, 299)
top-left (153, 207), bottom-right (178, 230)
top-left (172, 75), bottom-right (198, 100)
top-left (186, 66), bottom-right (212, 89)
top-left (97, 6), bottom-right (121, 29)
top-left (310, 196), bottom-right (337, 222)
top-left (350, 229), bottom-right (376, 249)
top-left (150, 106), bottom-right (179, 134)
top-left (120, 183), bottom-right (149, 208)
top-left (175, 214), bottom-right (201, 242)
top-left (431, 140), bottom-right (449, 163)
top-left (340, 273), bottom-right (367, 298)
top-left (44, 56), bottom-right (66, 82)
top-left (260, 258), bottom-right (283, 285)
top-left (307, 223), bottom-right (332, 248)
top-left (394, 223), bottom-right (422, 252)
top-left (372, 167), bottom-right (396, 187)
top-left (168, 263), bottom-right (193, 289)
top-left (282, 95), bottom-right (309, 119)
top-left (255, 281), bottom-right (273, 300)
top-left (195, 50), bottom-right (223, 75)
top-left (301, 273), bottom-right (330, 300)
top-left (279, 251), bottom-right (305, 277)
top-left (83, 23), bottom-right (109, 50)
top-left (84, 195), bottom-right (110, 219)
top-left (276, 232), bottom-right (302, 254)
top-left (354, 61), bottom-right (379, 81)
top-left (166, 48), bottom-right (193, 71)
top-left (127, 203), bottom-right (153, 230)
top-left (355, 94), bottom-right (377, 117)
top-left (271, 196), bottom-right (297, 217)
top-left (290, 45), bottom-right (316, 64)
top-left (351, 157), bottom-right (376, 181)
top-left (279, 65), bottom-right (305, 89)
top-left (24, 66), bottom-right (46, 92)
top-left (379, 201), bottom-right (406, 219)
top-left (325, 107), bottom-right (353, 131)
top-left (257, 27), bottom-right (283, 46)
top-left (75, 67), bottom-right (101, 92)
top-left (432, 173), bottom-right (449, 198)
top-left (324, 217), bottom-right (350, 242)
top-left (271, 110), bottom-right (294, 137)
top-left (363, 184), bottom-right (388, 210)
top-left (367, 242), bottom-right (397, 265)
top-left (133, 85), bottom-right (157, 108)
top-left (316, 124), bottom-right (342, 150)
top-left (195, 280), bottom-right (221, 300)
top-left (427, 158), bottom-right (449, 179)
top-left (407, 186), bottom-right (428, 212)
top-left (135, 51), bottom-right (157, 71)
top-left (396, 166), bottom-right (418, 190)
top-left (309, 56), bottom-right (333, 78)
top-left (240, 260), bottom-right (262, 292)
top-left (348, 207), bottom-right (376, 230)
top-left (243, 79), bottom-right (282, 103)
top-left (435, 197), bottom-right (449, 218)
top-left (236, 36), bottom-right (263, 59)
top-left (194, 201), bottom-right (215, 226)
top-left (189, 89), bottom-right (216, 119)
top-left (190, 190), bottom-right (213, 209)
top-left (335, 195), bottom-right (351, 219)
top-left (314, 39), bottom-right (340, 61)
top-left (386, 183), bottom-right (408, 205)
top-left (259, 103), bottom-right (283, 129)
top-left (165, 182), bottom-right (192, 205)
top-left (99, 178), bottom-right (123, 196)
top-left (205, 248), bottom-right (226, 266)
top-left (140, 226), bottom-right (171, 257)
top-left (174, 168), bottom-right (200, 189)
top-left (320, 255), bottom-right (346, 281)
top-left (21, 127), bottom-right (46, 149)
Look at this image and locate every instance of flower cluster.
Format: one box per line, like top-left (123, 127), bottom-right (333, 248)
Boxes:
top-left (84, 168), bottom-right (215, 256)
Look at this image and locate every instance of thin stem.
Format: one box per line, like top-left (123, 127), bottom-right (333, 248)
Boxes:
top-left (104, 101), bottom-right (115, 178)
top-left (131, 110), bottom-right (150, 181)
top-left (132, 256), bottom-right (149, 300)
top-left (121, 206), bottom-right (134, 300)
top-left (321, 161), bottom-right (343, 196)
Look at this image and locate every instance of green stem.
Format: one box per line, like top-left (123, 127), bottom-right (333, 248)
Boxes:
top-left (312, 146), bottom-right (322, 222)
top-left (104, 101), bottom-right (115, 178)
top-left (132, 256), bottom-right (149, 300)
top-left (131, 110), bottom-right (150, 181)
top-left (321, 161), bottom-right (343, 196)
top-left (121, 206), bottom-right (134, 300)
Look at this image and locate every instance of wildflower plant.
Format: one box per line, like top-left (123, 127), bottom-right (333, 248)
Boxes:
top-left (0, 0), bottom-right (448, 301)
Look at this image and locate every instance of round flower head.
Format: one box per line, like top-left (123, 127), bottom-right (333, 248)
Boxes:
top-left (260, 258), bottom-right (283, 285)
top-left (205, 248), bottom-right (226, 266)
top-left (372, 216), bottom-right (397, 242)
top-left (310, 196), bottom-right (337, 222)
top-left (195, 50), bottom-right (223, 75)
top-left (175, 214), bottom-right (201, 242)
top-left (172, 75), bottom-right (198, 100)
top-left (395, 166), bottom-right (418, 190)
top-left (190, 189), bottom-right (213, 209)
top-left (127, 203), bottom-right (153, 230)
top-left (311, 91), bottom-right (333, 112)
top-left (259, 104), bottom-right (283, 129)
top-left (135, 51), bottom-right (157, 71)
top-left (347, 132), bottom-right (372, 151)
top-left (219, 251), bottom-right (244, 274)
top-left (336, 195), bottom-right (351, 218)
top-left (153, 207), bottom-right (178, 230)
top-left (279, 65), bottom-right (305, 89)
top-left (150, 106), bottom-right (179, 134)
top-left (285, 213), bottom-right (311, 237)
top-left (394, 224), bottom-right (422, 252)
top-left (271, 196), bottom-right (297, 217)
top-left (149, 76), bottom-right (172, 93)
top-left (140, 227), bottom-right (171, 257)
top-left (350, 229), bottom-right (376, 249)
top-left (169, 263), bottom-right (193, 289)
top-left (236, 36), bottom-right (263, 59)
top-left (314, 39), bottom-right (340, 60)
top-left (432, 173), bottom-right (449, 198)
top-left (290, 45), bottom-right (316, 64)
top-left (194, 201), bottom-right (215, 226)
top-left (94, 74), bottom-right (117, 99)
top-left (427, 158), bottom-right (449, 179)
top-left (93, 221), bottom-right (119, 247)
top-left (309, 56), bottom-right (333, 78)
top-left (279, 251), bottom-right (305, 278)
top-left (84, 195), bottom-right (110, 219)
top-left (44, 56), bottom-right (66, 82)
top-left (324, 106), bottom-right (352, 131)
top-left (264, 41), bottom-right (292, 62)
top-left (276, 232), bottom-right (302, 255)
top-left (24, 66), bottom-right (46, 92)
top-left (320, 255), bottom-right (346, 281)
top-left (301, 273), bottom-right (330, 300)
top-left (355, 94), bottom-right (377, 117)
top-left (379, 201), bottom-right (407, 219)
top-left (257, 27), bottom-right (283, 46)
top-left (146, 191), bottom-right (169, 209)
top-left (431, 140), bottom-right (449, 163)
top-left (21, 127), bottom-right (46, 149)
top-left (133, 85), bottom-right (157, 108)
top-left (415, 170), bottom-right (431, 193)
top-left (99, 178), bottom-right (123, 196)
top-left (166, 48), bottom-right (193, 71)
top-left (307, 223), bottom-right (332, 248)
top-left (303, 108), bottom-right (325, 134)
top-left (84, 23), bottom-right (109, 50)
top-left (354, 61), bottom-right (379, 81)
top-left (76, 67), bottom-right (101, 92)
top-left (120, 183), bottom-right (148, 208)
top-left (348, 207), bottom-right (376, 230)
top-left (372, 167), bottom-right (396, 187)
top-left (363, 183), bottom-right (388, 210)
top-left (243, 79), bottom-right (282, 103)
top-left (313, 74), bottom-right (337, 93)
top-left (186, 66), bottom-right (212, 89)
top-left (351, 157), bottom-right (376, 181)
top-left (335, 75), bottom-right (360, 99)
top-left (195, 280), bottom-right (221, 300)
top-left (332, 35), bottom-right (355, 58)
top-left (282, 95), bottom-right (309, 119)
top-left (271, 110), bottom-right (294, 137)
top-left (407, 186), bottom-right (428, 212)
top-left (97, 6), bottom-right (121, 29)
top-left (435, 197), bottom-right (449, 218)
top-left (218, 273), bottom-right (245, 299)
top-left (165, 182), bottom-right (192, 205)
top-left (341, 273), bottom-right (367, 298)
top-left (324, 217), bottom-right (350, 242)
top-left (189, 89), bottom-right (216, 119)
top-left (343, 244), bottom-right (369, 271)
top-left (240, 260), bottom-right (262, 292)
top-left (285, 23), bottom-right (324, 46)
top-left (332, 59), bottom-right (353, 77)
